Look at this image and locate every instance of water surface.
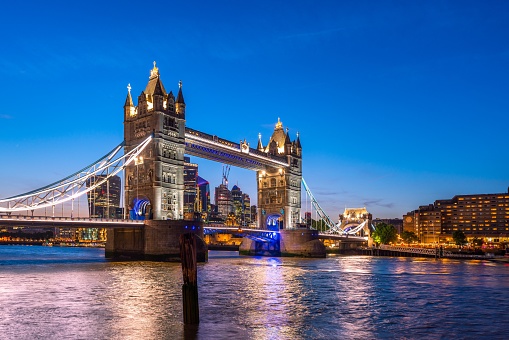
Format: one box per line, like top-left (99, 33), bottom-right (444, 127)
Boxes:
top-left (1, 246), bottom-right (508, 339)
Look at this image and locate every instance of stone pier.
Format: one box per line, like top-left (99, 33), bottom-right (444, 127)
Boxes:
top-left (279, 229), bottom-right (326, 258)
top-left (239, 228), bottom-right (326, 258)
top-left (105, 220), bottom-right (208, 262)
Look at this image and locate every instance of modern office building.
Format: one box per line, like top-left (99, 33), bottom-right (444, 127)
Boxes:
top-left (250, 205), bottom-right (258, 227)
top-left (231, 185), bottom-right (243, 223)
top-left (184, 157), bottom-right (198, 214)
top-left (86, 174), bottom-right (122, 218)
top-left (404, 187), bottom-right (509, 244)
top-left (242, 193), bottom-right (251, 226)
top-left (215, 183), bottom-right (233, 220)
top-left (76, 174), bottom-right (122, 242)
top-left (197, 176), bottom-right (210, 215)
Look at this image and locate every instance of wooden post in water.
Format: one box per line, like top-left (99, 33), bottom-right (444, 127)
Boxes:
top-left (180, 233), bottom-right (199, 324)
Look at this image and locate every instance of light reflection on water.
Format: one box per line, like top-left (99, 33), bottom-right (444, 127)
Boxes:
top-left (1, 247), bottom-right (509, 339)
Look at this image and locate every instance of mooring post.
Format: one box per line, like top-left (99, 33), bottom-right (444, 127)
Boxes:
top-left (180, 233), bottom-right (199, 324)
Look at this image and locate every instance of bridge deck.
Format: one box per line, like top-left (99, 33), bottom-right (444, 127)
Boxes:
top-left (0, 216), bottom-right (144, 228)
top-left (185, 127), bottom-right (288, 170)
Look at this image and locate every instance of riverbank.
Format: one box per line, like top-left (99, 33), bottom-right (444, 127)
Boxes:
top-left (0, 240), bottom-right (43, 246)
top-left (0, 240), bottom-right (105, 248)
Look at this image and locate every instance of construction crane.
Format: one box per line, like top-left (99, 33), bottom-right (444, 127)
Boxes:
top-left (222, 164), bottom-right (231, 187)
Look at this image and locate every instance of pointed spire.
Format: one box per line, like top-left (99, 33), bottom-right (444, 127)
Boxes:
top-left (150, 61), bottom-right (159, 79)
top-left (124, 83), bottom-right (133, 107)
top-left (275, 117), bottom-right (283, 130)
top-left (285, 128), bottom-right (291, 145)
top-left (257, 133), bottom-right (263, 150)
top-left (296, 131), bottom-right (302, 148)
top-left (176, 80), bottom-right (185, 104)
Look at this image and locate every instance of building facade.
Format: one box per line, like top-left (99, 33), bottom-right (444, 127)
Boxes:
top-left (242, 193), bottom-right (251, 226)
top-left (215, 183), bottom-right (233, 220)
top-left (197, 176), bottom-right (210, 216)
top-left (404, 188), bottom-right (509, 243)
top-left (183, 157), bottom-right (198, 214)
top-left (86, 174), bottom-right (122, 218)
top-left (256, 119), bottom-right (302, 229)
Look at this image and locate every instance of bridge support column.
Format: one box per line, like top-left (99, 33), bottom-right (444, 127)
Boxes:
top-left (279, 229), bottom-right (326, 258)
top-left (239, 228), bottom-right (326, 258)
top-left (105, 220), bottom-right (208, 262)
top-left (239, 237), bottom-right (281, 257)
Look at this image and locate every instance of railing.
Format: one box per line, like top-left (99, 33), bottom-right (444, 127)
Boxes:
top-left (0, 215), bottom-right (144, 224)
top-left (380, 245), bottom-right (437, 256)
top-left (379, 245), bottom-right (495, 259)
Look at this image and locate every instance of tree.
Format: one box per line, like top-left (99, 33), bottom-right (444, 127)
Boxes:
top-left (400, 230), bottom-right (418, 244)
top-left (371, 223), bottom-right (398, 245)
top-left (472, 237), bottom-right (484, 248)
top-left (452, 230), bottom-right (467, 246)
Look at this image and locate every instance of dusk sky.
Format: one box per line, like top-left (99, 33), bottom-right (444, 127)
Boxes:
top-left (0, 1), bottom-right (508, 219)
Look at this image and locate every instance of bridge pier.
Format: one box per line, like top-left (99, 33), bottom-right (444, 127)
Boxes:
top-left (279, 229), bottom-right (326, 258)
top-left (239, 237), bottom-right (281, 257)
top-left (239, 228), bottom-right (326, 258)
top-left (105, 220), bottom-right (207, 262)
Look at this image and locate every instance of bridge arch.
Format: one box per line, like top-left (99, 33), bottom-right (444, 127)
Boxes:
top-left (266, 213), bottom-right (283, 231)
top-left (131, 197), bottom-right (151, 220)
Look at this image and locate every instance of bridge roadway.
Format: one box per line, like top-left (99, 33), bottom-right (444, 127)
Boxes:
top-left (0, 215), bottom-right (144, 229)
top-left (0, 216), bottom-right (366, 242)
top-left (185, 127), bottom-right (289, 171)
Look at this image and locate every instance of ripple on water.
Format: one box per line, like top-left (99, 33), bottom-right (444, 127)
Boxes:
top-left (1, 248), bottom-right (509, 339)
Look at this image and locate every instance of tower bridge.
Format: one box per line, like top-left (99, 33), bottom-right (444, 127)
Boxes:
top-left (0, 62), bottom-right (369, 259)
top-left (123, 63), bottom-right (302, 231)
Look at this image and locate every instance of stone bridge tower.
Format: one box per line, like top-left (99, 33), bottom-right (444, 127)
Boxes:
top-left (257, 119), bottom-right (302, 229)
top-left (123, 62), bottom-right (186, 220)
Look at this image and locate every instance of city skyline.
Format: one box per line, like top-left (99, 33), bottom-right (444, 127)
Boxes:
top-left (0, 1), bottom-right (508, 219)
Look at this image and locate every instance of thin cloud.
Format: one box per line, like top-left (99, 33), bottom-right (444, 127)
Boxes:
top-left (0, 114), bottom-right (12, 119)
top-left (315, 190), bottom-right (346, 197)
top-left (363, 198), bottom-right (394, 209)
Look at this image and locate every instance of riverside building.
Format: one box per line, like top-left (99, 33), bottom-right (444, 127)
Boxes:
top-left (403, 187), bottom-right (509, 244)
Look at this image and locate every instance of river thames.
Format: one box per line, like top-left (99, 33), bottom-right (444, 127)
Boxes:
top-left (1, 246), bottom-right (508, 339)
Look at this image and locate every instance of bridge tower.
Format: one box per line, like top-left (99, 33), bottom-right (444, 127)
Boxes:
top-left (123, 62), bottom-right (186, 220)
top-left (257, 119), bottom-right (302, 229)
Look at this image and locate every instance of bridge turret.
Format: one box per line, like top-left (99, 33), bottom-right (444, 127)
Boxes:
top-left (124, 62), bottom-right (185, 221)
top-left (167, 91), bottom-right (175, 114)
top-left (176, 80), bottom-right (186, 118)
top-left (138, 91), bottom-right (148, 116)
top-left (294, 132), bottom-right (302, 157)
top-left (284, 128), bottom-right (292, 154)
top-left (144, 61), bottom-right (167, 113)
top-left (257, 118), bottom-right (302, 230)
top-left (153, 78), bottom-right (165, 112)
top-left (124, 83), bottom-right (135, 122)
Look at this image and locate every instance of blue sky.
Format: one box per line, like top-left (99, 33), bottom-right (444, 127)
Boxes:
top-left (0, 1), bottom-right (508, 219)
